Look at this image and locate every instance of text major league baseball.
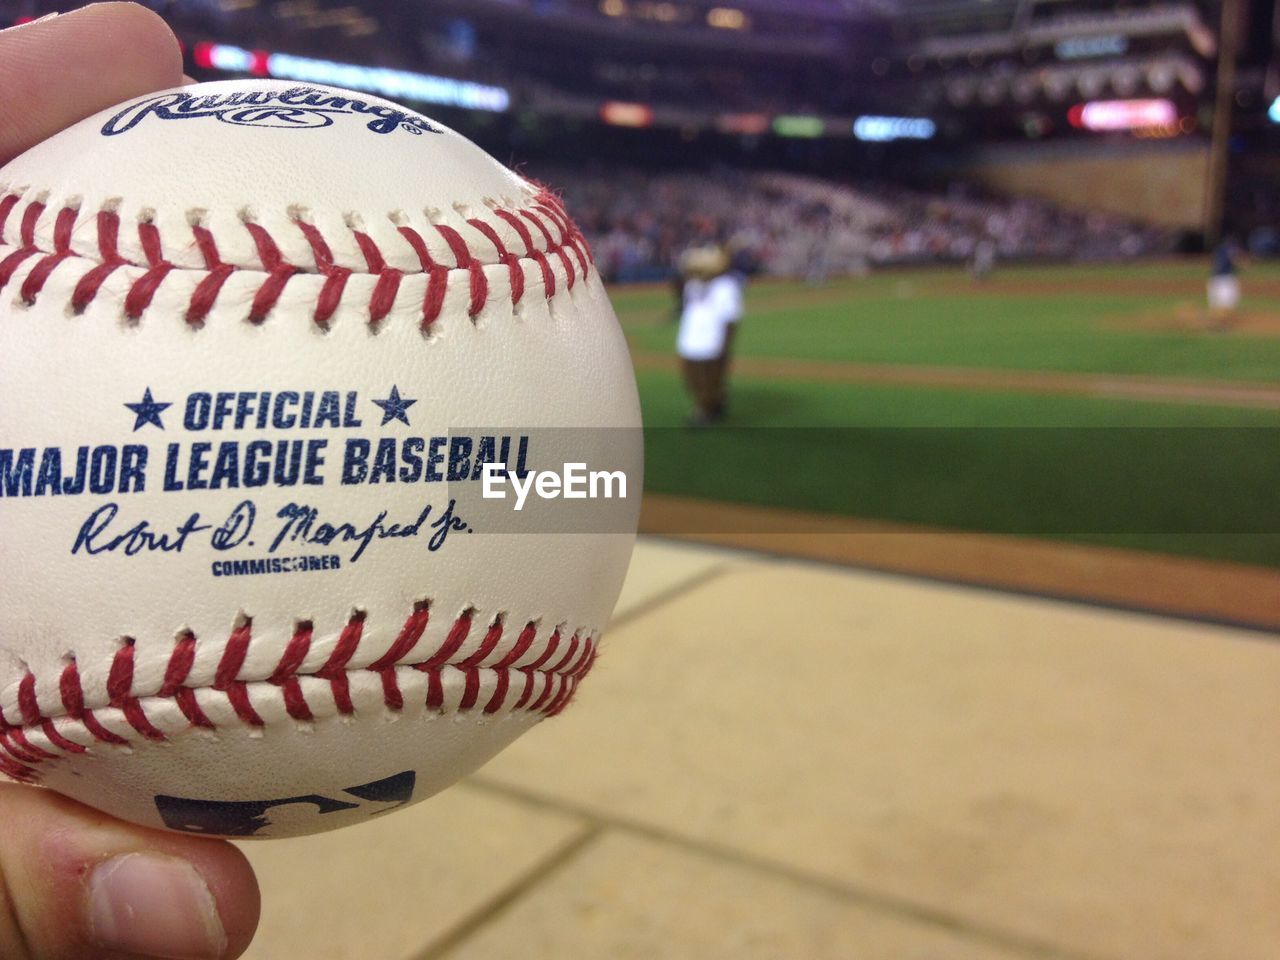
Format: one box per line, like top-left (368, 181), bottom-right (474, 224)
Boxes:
top-left (0, 386), bottom-right (533, 570)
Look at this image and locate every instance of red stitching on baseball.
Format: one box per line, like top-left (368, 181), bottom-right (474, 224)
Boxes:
top-left (58, 662), bottom-right (85, 720)
top-left (494, 620), bottom-right (538, 669)
top-left (242, 220), bottom-right (299, 323)
top-left (425, 667), bottom-right (444, 711)
top-left (60, 657), bottom-right (130, 747)
top-left (368, 603), bottom-right (430, 670)
top-left (40, 719), bottom-right (85, 755)
top-left (492, 207), bottom-right (535, 252)
top-left (159, 633), bottom-right (197, 696)
top-left (547, 633), bottom-right (582, 675)
top-left (495, 207), bottom-right (559, 297)
top-left (0, 199), bottom-right (43, 292)
top-left (533, 193), bottom-right (593, 275)
top-left (467, 218), bottom-right (524, 306)
top-left (317, 612), bottom-right (364, 715)
top-left (106, 641), bottom-right (136, 705)
top-left (188, 225), bottom-right (236, 327)
top-left (371, 277), bottom-right (403, 325)
top-left (0, 248), bottom-right (37, 291)
top-left (350, 229), bottom-right (403, 326)
top-left (0, 755), bottom-right (35, 782)
top-left (295, 218), bottom-right (351, 329)
top-left (459, 667), bottom-right (482, 711)
top-left (513, 671), bottom-right (539, 712)
top-left (0, 193), bottom-right (19, 238)
top-left (122, 220), bottom-right (175, 321)
top-left (528, 672), bottom-right (558, 713)
top-left (395, 224), bottom-right (448, 330)
top-left (18, 205), bottom-right (76, 305)
top-left (10, 726), bottom-right (52, 761)
top-left (269, 624), bottom-right (312, 684)
top-left (176, 688), bottom-right (214, 730)
top-left (530, 199), bottom-right (585, 283)
top-left (106, 641), bottom-right (166, 743)
top-left (460, 618), bottom-right (505, 669)
top-left (434, 223), bottom-right (488, 318)
top-left (518, 208), bottom-right (556, 251)
top-left (483, 669), bottom-right (509, 715)
top-left (532, 201), bottom-right (568, 238)
top-left (379, 666), bottom-right (405, 711)
top-left (319, 613), bottom-right (363, 674)
top-left (0, 191), bottom-right (594, 327)
top-left (0, 604), bottom-right (597, 779)
top-left (71, 211), bottom-right (126, 314)
top-left (521, 627), bottom-right (561, 673)
top-left (280, 677), bottom-right (313, 722)
top-left (17, 673), bottom-right (41, 727)
top-left (530, 189), bottom-right (593, 283)
top-left (225, 682), bottom-right (265, 727)
top-left (215, 623), bottom-right (254, 690)
top-left (19, 200), bottom-right (41, 247)
top-left (420, 608), bottom-right (472, 671)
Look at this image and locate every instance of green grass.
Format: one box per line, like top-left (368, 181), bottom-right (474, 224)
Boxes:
top-left (624, 261), bottom-right (1280, 568)
top-left (615, 262), bottom-right (1280, 382)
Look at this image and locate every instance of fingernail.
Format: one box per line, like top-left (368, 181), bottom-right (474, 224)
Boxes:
top-left (89, 853), bottom-right (228, 960)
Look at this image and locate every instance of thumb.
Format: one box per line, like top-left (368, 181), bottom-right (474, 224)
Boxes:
top-left (0, 2), bottom-right (185, 166)
top-left (0, 782), bottom-right (259, 960)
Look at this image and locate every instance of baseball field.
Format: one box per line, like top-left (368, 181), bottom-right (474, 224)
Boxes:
top-left (616, 259), bottom-right (1280, 582)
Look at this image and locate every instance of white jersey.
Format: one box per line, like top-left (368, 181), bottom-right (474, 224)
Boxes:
top-left (677, 274), bottom-right (743, 361)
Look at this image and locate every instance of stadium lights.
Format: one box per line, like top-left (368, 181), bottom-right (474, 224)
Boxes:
top-left (707, 7), bottom-right (749, 30)
top-left (1067, 99), bottom-right (1177, 132)
top-left (716, 113), bottom-right (770, 135)
top-left (1269, 96), bottom-right (1280, 124)
top-left (191, 42), bottom-right (510, 112)
top-left (853, 116), bottom-right (936, 142)
top-left (772, 115), bottom-right (825, 138)
top-left (1054, 36), bottom-right (1128, 60)
top-left (600, 101), bottom-right (655, 127)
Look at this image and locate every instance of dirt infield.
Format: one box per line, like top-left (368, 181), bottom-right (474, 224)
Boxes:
top-left (936, 276), bottom-right (1280, 298)
top-left (622, 270), bottom-right (1280, 315)
top-left (1107, 303), bottom-right (1280, 338)
top-left (641, 494), bottom-right (1280, 632)
top-left (631, 350), bottom-right (1280, 409)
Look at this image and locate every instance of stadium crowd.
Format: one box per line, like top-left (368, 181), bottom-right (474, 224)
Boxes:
top-left (537, 166), bottom-right (1172, 282)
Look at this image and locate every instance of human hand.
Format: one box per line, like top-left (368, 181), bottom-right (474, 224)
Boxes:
top-left (0, 6), bottom-right (260, 958)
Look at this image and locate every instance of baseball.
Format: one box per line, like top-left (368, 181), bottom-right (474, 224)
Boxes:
top-left (0, 80), bottom-right (641, 838)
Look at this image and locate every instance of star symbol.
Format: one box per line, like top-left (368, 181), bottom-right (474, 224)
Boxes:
top-left (372, 386), bottom-right (417, 426)
top-left (124, 388), bottom-right (172, 431)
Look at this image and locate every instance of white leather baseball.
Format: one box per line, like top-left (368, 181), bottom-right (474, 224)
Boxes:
top-left (0, 80), bottom-right (641, 838)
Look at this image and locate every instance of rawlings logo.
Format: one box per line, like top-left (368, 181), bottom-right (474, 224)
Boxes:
top-left (101, 86), bottom-right (441, 137)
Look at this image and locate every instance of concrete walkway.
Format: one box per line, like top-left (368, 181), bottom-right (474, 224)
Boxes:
top-left (238, 537), bottom-right (1280, 960)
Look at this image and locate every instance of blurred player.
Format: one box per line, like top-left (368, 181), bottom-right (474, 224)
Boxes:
top-left (1206, 237), bottom-right (1242, 331)
top-left (677, 244), bottom-right (740, 426)
top-left (970, 236), bottom-right (996, 282)
top-left (717, 240), bottom-right (752, 417)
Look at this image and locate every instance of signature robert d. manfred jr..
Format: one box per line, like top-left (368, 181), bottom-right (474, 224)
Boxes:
top-left (70, 499), bottom-right (470, 563)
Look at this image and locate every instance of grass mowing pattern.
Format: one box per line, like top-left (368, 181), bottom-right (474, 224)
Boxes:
top-left (622, 262), bottom-right (1280, 568)
top-left (615, 263), bottom-right (1280, 381)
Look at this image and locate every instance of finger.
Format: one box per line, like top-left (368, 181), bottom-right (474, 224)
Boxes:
top-left (0, 2), bottom-right (184, 166)
top-left (0, 783), bottom-right (260, 960)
